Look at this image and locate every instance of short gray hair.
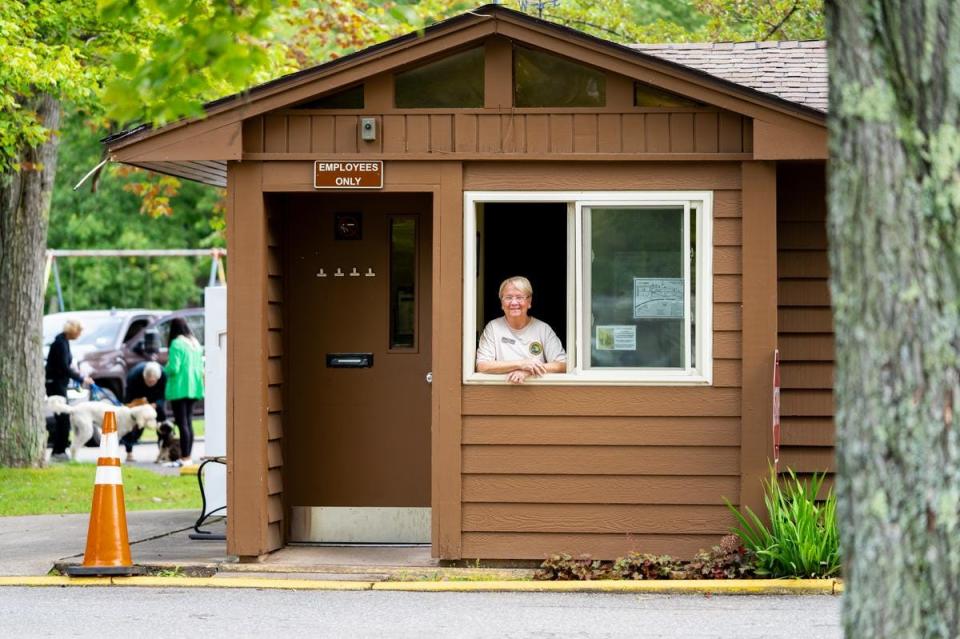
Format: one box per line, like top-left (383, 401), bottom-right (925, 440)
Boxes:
top-left (143, 362), bottom-right (163, 381)
top-left (498, 276), bottom-right (533, 299)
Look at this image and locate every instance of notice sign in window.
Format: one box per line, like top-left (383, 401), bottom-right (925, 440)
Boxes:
top-left (314, 161), bottom-right (384, 189)
top-left (633, 278), bottom-right (684, 319)
top-left (596, 325), bottom-right (637, 351)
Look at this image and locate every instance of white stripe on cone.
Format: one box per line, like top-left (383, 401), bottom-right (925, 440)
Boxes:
top-left (95, 466), bottom-right (123, 485)
top-left (101, 432), bottom-right (120, 459)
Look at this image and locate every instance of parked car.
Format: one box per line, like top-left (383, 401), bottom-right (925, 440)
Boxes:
top-left (43, 309), bottom-right (168, 363)
top-left (77, 308), bottom-right (204, 401)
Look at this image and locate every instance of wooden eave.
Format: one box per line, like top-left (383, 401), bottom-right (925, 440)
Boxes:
top-left (105, 4), bottom-right (827, 184)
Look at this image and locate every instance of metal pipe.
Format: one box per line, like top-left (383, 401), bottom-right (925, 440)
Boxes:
top-left (47, 249), bottom-right (227, 257)
top-left (52, 257), bottom-right (65, 312)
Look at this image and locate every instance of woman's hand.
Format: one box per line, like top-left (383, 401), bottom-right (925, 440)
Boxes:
top-left (519, 358), bottom-right (547, 376)
top-left (506, 370), bottom-right (530, 384)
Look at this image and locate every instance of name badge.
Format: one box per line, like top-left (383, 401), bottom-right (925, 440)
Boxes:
top-left (501, 337), bottom-right (516, 345)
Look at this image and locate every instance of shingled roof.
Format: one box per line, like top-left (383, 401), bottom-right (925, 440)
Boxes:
top-left (632, 41), bottom-right (828, 113)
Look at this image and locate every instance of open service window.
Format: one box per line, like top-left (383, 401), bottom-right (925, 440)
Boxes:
top-left (463, 191), bottom-right (713, 385)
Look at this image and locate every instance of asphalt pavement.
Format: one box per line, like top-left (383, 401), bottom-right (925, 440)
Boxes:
top-left (0, 588), bottom-right (842, 638)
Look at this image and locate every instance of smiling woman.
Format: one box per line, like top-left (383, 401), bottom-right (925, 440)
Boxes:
top-left (475, 276), bottom-right (567, 384)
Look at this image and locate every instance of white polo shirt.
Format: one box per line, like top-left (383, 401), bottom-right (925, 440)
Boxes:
top-left (476, 317), bottom-right (566, 364)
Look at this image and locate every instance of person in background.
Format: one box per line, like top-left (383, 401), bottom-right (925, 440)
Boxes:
top-left (120, 361), bottom-right (167, 463)
top-left (476, 275), bottom-right (566, 384)
top-left (45, 319), bottom-right (93, 461)
top-left (164, 318), bottom-right (204, 467)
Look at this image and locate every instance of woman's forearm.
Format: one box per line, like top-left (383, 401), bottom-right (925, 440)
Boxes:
top-left (477, 359), bottom-right (566, 374)
top-left (476, 359), bottom-right (525, 374)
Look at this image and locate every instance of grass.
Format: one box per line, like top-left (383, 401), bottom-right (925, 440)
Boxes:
top-left (0, 463), bottom-right (200, 517)
top-left (138, 418), bottom-right (205, 443)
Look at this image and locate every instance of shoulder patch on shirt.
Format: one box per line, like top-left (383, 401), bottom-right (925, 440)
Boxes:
top-left (501, 336), bottom-right (516, 345)
top-left (529, 341), bottom-right (543, 356)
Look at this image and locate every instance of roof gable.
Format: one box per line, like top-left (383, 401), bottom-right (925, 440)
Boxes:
top-left (108, 5), bottom-right (825, 153)
top-left (105, 5), bottom-right (828, 183)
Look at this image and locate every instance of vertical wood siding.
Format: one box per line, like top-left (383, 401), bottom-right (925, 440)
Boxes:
top-left (776, 163), bottom-right (834, 476)
top-left (459, 163), bottom-right (742, 560)
top-left (242, 111), bottom-right (750, 156)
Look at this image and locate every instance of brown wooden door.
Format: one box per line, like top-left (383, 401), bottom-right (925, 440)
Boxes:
top-left (283, 193), bottom-right (432, 515)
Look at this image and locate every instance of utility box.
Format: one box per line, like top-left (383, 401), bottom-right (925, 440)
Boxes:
top-left (203, 286), bottom-right (227, 517)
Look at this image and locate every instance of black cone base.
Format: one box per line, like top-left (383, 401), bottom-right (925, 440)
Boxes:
top-left (64, 564), bottom-right (144, 577)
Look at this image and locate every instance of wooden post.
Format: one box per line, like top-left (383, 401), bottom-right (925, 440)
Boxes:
top-left (432, 161), bottom-right (464, 559)
top-left (226, 161), bottom-right (270, 557)
top-left (740, 161), bottom-right (777, 517)
top-left (484, 37), bottom-right (513, 110)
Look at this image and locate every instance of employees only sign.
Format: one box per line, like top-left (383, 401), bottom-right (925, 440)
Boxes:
top-left (314, 161), bottom-right (383, 189)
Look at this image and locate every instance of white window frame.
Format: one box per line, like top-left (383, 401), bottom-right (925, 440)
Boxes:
top-left (463, 190), bottom-right (713, 386)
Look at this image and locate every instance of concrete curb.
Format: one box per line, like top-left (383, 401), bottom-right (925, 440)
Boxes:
top-left (0, 575), bottom-right (843, 594)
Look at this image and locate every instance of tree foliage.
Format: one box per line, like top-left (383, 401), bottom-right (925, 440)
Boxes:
top-left (48, 111), bottom-right (224, 311)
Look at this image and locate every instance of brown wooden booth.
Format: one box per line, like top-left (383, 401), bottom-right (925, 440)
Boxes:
top-left (104, 5), bottom-right (831, 561)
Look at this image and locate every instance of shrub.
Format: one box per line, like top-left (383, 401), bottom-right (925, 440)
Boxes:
top-left (534, 553), bottom-right (605, 581)
top-left (683, 534), bottom-right (756, 579)
top-left (611, 552), bottom-right (679, 580)
top-left (726, 467), bottom-right (840, 578)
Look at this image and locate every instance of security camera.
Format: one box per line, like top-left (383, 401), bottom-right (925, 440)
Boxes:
top-left (360, 117), bottom-right (377, 141)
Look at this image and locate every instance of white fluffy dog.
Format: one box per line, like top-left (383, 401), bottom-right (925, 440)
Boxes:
top-left (46, 396), bottom-right (158, 460)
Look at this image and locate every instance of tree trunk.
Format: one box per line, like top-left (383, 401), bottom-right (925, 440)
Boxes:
top-left (0, 94), bottom-right (61, 467)
top-left (827, 2), bottom-right (960, 637)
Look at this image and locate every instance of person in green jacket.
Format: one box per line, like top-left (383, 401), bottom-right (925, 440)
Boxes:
top-left (164, 317), bottom-right (204, 466)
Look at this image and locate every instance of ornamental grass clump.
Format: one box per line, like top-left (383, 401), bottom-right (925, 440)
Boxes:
top-left (726, 467), bottom-right (840, 578)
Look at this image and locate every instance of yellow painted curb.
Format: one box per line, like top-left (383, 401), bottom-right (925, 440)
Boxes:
top-left (0, 575), bottom-right (840, 594)
top-left (0, 576), bottom-right (111, 587)
top-left (114, 576), bottom-right (373, 590)
top-left (372, 579), bottom-right (839, 594)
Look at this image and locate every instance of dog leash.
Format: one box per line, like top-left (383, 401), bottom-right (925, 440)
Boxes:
top-left (88, 383), bottom-right (123, 406)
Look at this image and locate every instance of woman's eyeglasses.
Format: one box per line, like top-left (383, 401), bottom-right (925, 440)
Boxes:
top-left (502, 295), bottom-right (529, 302)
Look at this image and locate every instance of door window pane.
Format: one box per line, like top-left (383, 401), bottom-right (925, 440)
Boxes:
top-left (395, 48), bottom-right (484, 108)
top-left (389, 217), bottom-right (417, 349)
top-left (585, 206), bottom-right (686, 368)
top-left (514, 45), bottom-right (605, 107)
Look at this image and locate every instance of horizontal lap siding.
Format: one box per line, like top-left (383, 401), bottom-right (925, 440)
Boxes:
top-left (244, 112), bottom-right (750, 157)
top-left (462, 170), bottom-right (741, 560)
top-left (266, 214), bottom-right (284, 549)
top-left (777, 163), bottom-right (834, 475)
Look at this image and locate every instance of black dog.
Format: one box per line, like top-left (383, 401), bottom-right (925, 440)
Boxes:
top-left (156, 422), bottom-right (182, 463)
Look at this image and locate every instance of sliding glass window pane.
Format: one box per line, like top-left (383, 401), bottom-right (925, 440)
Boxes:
top-left (390, 217), bottom-right (417, 349)
top-left (395, 48), bottom-right (484, 108)
top-left (586, 206), bottom-right (685, 368)
top-left (689, 207), bottom-right (697, 368)
top-left (514, 46), bottom-right (605, 107)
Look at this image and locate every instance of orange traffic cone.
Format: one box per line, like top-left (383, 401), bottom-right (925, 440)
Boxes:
top-left (65, 410), bottom-right (142, 576)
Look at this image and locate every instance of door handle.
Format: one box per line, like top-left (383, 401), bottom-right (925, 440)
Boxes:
top-left (425, 372), bottom-right (433, 384)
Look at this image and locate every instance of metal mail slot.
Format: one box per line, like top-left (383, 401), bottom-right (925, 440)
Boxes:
top-left (326, 353), bottom-right (374, 368)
